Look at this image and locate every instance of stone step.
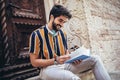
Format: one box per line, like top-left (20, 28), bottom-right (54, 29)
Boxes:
top-left (109, 72), bottom-right (120, 80)
top-left (25, 71), bottom-right (120, 80)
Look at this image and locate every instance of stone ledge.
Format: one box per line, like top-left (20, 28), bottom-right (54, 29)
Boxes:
top-left (25, 71), bottom-right (94, 80)
top-left (25, 71), bottom-right (120, 80)
top-left (78, 71), bottom-right (120, 80)
top-left (109, 72), bottom-right (120, 80)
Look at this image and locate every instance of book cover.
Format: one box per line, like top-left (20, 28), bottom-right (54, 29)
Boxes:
top-left (65, 55), bottom-right (90, 63)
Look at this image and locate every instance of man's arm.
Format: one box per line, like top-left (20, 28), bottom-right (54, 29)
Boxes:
top-left (30, 53), bottom-right (55, 67)
top-left (30, 52), bottom-right (71, 67)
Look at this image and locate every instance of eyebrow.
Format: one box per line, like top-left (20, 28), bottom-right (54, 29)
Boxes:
top-left (59, 19), bottom-right (67, 23)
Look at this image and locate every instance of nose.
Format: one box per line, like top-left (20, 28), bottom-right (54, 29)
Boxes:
top-left (60, 22), bottom-right (64, 27)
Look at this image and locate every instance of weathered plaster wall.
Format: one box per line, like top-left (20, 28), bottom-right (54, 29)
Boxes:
top-left (54, 0), bottom-right (120, 72)
top-left (55, 0), bottom-right (90, 48)
top-left (83, 0), bottom-right (120, 72)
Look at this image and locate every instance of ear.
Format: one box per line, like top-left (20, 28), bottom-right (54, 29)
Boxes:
top-left (50, 15), bottom-right (54, 22)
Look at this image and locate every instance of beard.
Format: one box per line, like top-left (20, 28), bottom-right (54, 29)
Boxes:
top-left (52, 21), bottom-right (62, 32)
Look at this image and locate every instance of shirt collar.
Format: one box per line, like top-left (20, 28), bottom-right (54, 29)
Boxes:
top-left (46, 24), bottom-right (58, 36)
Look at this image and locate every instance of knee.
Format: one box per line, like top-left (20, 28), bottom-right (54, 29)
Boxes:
top-left (91, 55), bottom-right (101, 64)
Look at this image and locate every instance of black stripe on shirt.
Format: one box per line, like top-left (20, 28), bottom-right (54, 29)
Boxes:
top-left (59, 30), bottom-right (67, 50)
top-left (55, 36), bottom-right (60, 56)
top-left (30, 32), bottom-right (35, 53)
top-left (36, 30), bottom-right (46, 59)
top-left (44, 27), bottom-right (53, 59)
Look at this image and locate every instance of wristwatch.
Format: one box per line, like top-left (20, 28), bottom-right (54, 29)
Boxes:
top-left (54, 57), bottom-right (58, 65)
top-left (54, 61), bottom-right (58, 65)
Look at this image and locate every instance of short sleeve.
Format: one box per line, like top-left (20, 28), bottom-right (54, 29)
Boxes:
top-left (29, 32), bottom-right (40, 55)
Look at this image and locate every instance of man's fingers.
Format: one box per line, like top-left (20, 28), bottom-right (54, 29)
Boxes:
top-left (73, 60), bottom-right (82, 65)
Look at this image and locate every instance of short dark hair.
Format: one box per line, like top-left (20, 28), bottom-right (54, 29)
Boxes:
top-left (49, 4), bottom-right (72, 20)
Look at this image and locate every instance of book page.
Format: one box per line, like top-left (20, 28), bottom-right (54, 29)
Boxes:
top-left (69, 46), bottom-right (90, 59)
top-left (65, 46), bottom-right (90, 63)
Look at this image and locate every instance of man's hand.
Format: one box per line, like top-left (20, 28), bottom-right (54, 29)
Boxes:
top-left (56, 55), bottom-right (70, 64)
top-left (73, 60), bottom-right (82, 65)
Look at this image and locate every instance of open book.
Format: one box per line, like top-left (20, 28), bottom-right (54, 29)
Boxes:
top-left (65, 46), bottom-right (90, 63)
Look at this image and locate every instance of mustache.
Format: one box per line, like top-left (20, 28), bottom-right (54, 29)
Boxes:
top-left (56, 25), bottom-right (62, 29)
top-left (52, 22), bottom-right (62, 31)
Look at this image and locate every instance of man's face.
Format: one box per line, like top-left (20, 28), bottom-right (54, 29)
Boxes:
top-left (52, 15), bottom-right (68, 32)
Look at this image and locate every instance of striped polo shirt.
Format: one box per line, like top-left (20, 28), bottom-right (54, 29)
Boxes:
top-left (29, 25), bottom-right (68, 59)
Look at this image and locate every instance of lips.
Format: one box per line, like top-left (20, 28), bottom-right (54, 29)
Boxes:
top-left (56, 24), bottom-right (62, 30)
top-left (56, 25), bottom-right (61, 30)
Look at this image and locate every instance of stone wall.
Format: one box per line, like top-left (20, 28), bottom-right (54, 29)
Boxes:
top-left (83, 0), bottom-right (120, 72)
top-left (54, 0), bottom-right (120, 73)
top-left (54, 0), bottom-right (91, 48)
